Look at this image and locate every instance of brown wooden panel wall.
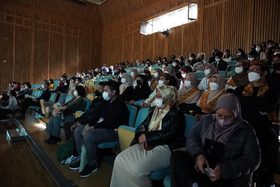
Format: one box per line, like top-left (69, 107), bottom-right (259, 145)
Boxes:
top-left (0, 1), bottom-right (102, 92)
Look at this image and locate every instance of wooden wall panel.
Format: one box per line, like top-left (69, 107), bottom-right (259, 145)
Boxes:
top-left (65, 36), bottom-right (78, 75)
top-left (79, 38), bottom-right (91, 71)
top-left (143, 34), bottom-right (154, 61)
top-left (153, 32), bottom-right (168, 62)
top-left (14, 26), bottom-right (31, 84)
top-left (168, 26), bottom-right (183, 58)
top-left (0, 23), bottom-right (14, 89)
top-left (131, 31), bottom-right (143, 63)
top-left (34, 30), bottom-right (49, 82)
top-left (123, 33), bottom-right (133, 64)
top-left (92, 41), bottom-right (102, 68)
top-left (182, 21), bottom-right (199, 57)
top-left (49, 32), bottom-right (63, 79)
top-left (202, 4), bottom-right (223, 57)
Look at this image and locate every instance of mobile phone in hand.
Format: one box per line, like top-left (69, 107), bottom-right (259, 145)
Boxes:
top-left (204, 168), bottom-right (214, 178)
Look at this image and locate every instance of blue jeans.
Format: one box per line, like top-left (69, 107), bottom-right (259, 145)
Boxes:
top-left (74, 125), bottom-right (118, 166)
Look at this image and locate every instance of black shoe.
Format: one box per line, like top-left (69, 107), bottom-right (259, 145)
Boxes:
top-left (44, 136), bottom-right (54, 143)
top-left (48, 137), bottom-right (61, 144)
top-left (79, 164), bottom-right (98, 178)
top-left (16, 115), bottom-right (25, 120)
top-left (69, 161), bottom-right (80, 170)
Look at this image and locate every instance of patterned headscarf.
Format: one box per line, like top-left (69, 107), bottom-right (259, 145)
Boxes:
top-left (119, 73), bottom-right (134, 94)
top-left (204, 63), bottom-right (218, 78)
top-left (157, 85), bottom-right (177, 109)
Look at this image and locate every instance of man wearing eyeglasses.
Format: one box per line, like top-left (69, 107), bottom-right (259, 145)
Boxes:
top-left (233, 60), bottom-right (278, 187)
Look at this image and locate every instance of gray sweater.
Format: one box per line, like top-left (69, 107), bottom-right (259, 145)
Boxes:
top-left (3, 96), bottom-right (18, 110)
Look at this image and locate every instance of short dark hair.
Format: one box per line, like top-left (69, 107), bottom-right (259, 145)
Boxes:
top-left (215, 51), bottom-right (223, 58)
top-left (70, 76), bottom-right (76, 81)
top-left (76, 85), bottom-right (85, 97)
top-left (49, 79), bottom-right (54, 84)
top-left (9, 90), bottom-right (16, 97)
top-left (76, 77), bottom-right (82, 82)
top-left (248, 50), bottom-right (257, 56)
top-left (25, 82), bottom-right (31, 88)
top-left (104, 81), bottom-right (120, 95)
top-left (43, 80), bottom-right (50, 87)
top-left (190, 53), bottom-right (196, 57)
top-left (173, 60), bottom-right (179, 64)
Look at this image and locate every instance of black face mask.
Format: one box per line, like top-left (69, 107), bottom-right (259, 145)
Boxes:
top-left (137, 80), bottom-right (142, 86)
top-left (197, 58), bottom-right (202, 62)
top-left (273, 63), bottom-right (280, 70)
top-left (95, 90), bottom-right (102, 97)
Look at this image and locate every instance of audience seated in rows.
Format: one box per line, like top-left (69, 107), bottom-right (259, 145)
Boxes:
top-left (0, 90), bottom-right (18, 120)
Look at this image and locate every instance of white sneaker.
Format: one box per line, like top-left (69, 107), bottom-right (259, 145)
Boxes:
top-left (61, 155), bottom-right (80, 165)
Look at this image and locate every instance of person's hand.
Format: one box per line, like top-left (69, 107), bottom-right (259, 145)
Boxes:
top-left (210, 165), bottom-right (221, 182)
top-left (58, 106), bottom-right (66, 111)
top-left (32, 98), bottom-right (38, 102)
top-left (138, 134), bottom-right (147, 149)
top-left (82, 124), bottom-right (94, 136)
top-left (195, 154), bottom-right (209, 173)
top-left (71, 121), bottom-right (81, 131)
top-left (141, 102), bottom-right (151, 108)
top-left (128, 100), bottom-right (135, 105)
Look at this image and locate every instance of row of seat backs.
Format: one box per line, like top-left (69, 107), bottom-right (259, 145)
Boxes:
top-left (25, 90), bottom-right (43, 99)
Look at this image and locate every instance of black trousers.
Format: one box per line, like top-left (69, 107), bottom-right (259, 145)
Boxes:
top-left (170, 151), bottom-right (232, 187)
top-left (0, 108), bottom-right (14, 119)
top-left (20, 98), bottom-right (40, 114)
top-left (63, 120), bottom-right (79, 157)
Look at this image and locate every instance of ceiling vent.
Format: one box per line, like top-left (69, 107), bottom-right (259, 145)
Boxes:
top-left (85, 0), bottom-right (106, 5)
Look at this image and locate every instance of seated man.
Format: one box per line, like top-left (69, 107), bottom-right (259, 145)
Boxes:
top-left (17, 82), bottom-right (32, 100)
top-left (212, 51), bottom-right (228, 71)
top-left (61, 82), bottom-right (105, 164)
top-left (17, 80), bottom-right (51, 119)
top-left (69, 81), bottom-right (129, 177)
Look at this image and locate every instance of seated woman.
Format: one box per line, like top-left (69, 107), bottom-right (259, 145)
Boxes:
top-left (164, 66), bottom-right (179, 87)
top-left (0, 90), bottom-right (18, 119)
top-left (141, 73), bottom-right (177, 108)
top-left (119, 73), bottom-right (134, 102)
top-left (48, 79), bottom-right (54, 90)
top-left (177, 72), bottom-right (203, 114)
top-left (130, 68), bottom-right (139, 87)
top-left (110, 85), bottom-right (185, 187)
top-left (225, 60), bottom-right (250, 92)
top-left (45, 86), bottom-right (86, 144)
top-left (128, 75), bottom-right (151, 106)
top-left (198, 63), bottom-right (218, 91)
top-left (143, 69), bottom-right (153, 86)
top-left (150, 68), bottom-right (163, 89)
top-left (17, 82), bottom-right (32, 100)
top-left (170, 94), bottom-right (261, 187)
top-left (195, 74), bottom-right (228, 119)
top-left (222, 49), bottom-right (232, 62)
top-left (179, 65), bottom-right (193, 90)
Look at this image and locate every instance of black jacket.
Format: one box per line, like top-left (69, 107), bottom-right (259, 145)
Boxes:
top-left (213, 59), bottom-right (228, 71)
top-left (187, 115), bottom-right (261, 187)
top-left (90, 96), bottom-right (129, 129)
top-left (132, 105), bottom-right (186, 151)
top-left (38, 89), bottom-right (51, 101)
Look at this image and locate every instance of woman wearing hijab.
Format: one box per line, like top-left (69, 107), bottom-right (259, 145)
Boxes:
top-left (195, 74), bottom-right (228, 119)
top-left (119, 73), bottom-right (134, 102)
top-left (110, 85), bottom-right (185, 187)
top-left (179, 65), bottom-right (193, 90)
top-left (131, 68), bottom-right (139, 87)
top-left (129, 75), bottom-right (151, 106)
top-left (198, 63), bottom-right (218, 91)
top-left (45, 86), bottom-right (86, 144)
top-left (225, 60), bottom-right (250, 92)
top-left (150, 68), bottom-right (163, 89)
top-left (177, 73), bottom-right (203, 114)
top-left (164, 66), bottom-right (179, 87)
top-left (170, 94), bottom-right (261, 187)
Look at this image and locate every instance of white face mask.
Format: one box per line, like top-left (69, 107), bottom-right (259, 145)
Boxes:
top-left (184, 80), bottom-right (192, 87)
top-left (64, 82), bottom-right (67, 86)
top-left (121, 78), bottom-right (126, 84)
top-left (209, 82), bottom-right (219, 91)
top-left (164, 71), bottom-right (169, 73)
top-left (25, 86), bottom-right (28, 89)
top-left (268, 44), bottom-right (272, 48)
top-left (248, 72), bottom-right (260, 82)
top-left (215, 58), bottom-right (220, 62)
top-left (102, 92), bottom-right (111, 101)
top-left (41, 85), bottom-right (45, 89)
top-left (61, 78), bottom-right (63, 81)
top-left (204, 69), bottom-right (211, 75)
top-left (248, 58), bottom-right (254, 61)
top-left (235, 67), bottom-right (243, 74)
top-left (162, 65), bottom-right (166, 68)
top-left (154, 72), bottom-right (159, 78)
top-left (131, 72), bottom-right (135, 77)
top-left (157, 80), bottom-right (165, 87)
top-left (119, 74), bottom-right (123, 78)
top-left (189, 57), bottom-right (193, 61)
top-left (73, 90), bottom-right (78, 97)
top-left (274, 52), bottom-right (280, 55)
top-left (236, 52), bottom-right (241, 56)
top-left (256, 47), bottom-right (261, 52)
top-left (181, 73), bottom-right (186, 78)
top-left (155, 99), bottom-right (163, 108)
top-left (172, 62), bottom-right (176, 67)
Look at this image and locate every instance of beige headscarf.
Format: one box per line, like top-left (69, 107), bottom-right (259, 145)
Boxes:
top-left (119, 73), bottom-right (134, 94)
top-left (204, 63), bottom-right (218, 78)
top-left (207, 74), bottom-right (226, 104)
top-left (148, 85), bottom-right (177, 131)
top-left (177, 73), bottom-right (202, 104)
top-left (131, 69), bottom-right (139, 80)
